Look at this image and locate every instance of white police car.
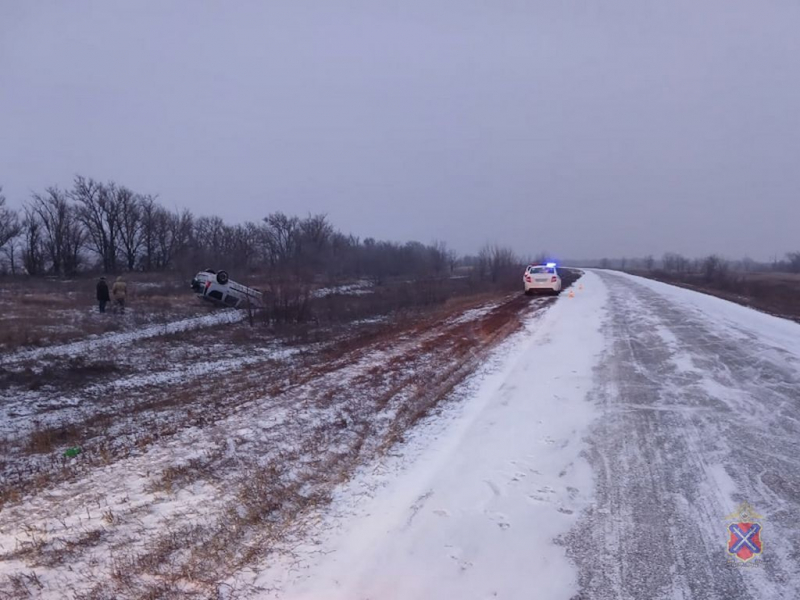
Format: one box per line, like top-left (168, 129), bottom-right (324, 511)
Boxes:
top-left (523, 263), bottom-right (562, 295)
top-left (191, 269), bottom-right (264, 308)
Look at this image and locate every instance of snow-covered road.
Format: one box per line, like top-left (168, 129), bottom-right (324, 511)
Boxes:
top-left (261, 270), bottom-right (800, 600)
top-left (568, 271), bottom-right (800, 600)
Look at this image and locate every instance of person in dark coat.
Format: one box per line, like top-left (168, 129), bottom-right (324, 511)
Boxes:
top-left (96, 276), bottom-right (110, 313)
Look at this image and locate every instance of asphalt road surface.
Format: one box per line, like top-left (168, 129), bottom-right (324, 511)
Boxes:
top-left (566, 270), bottom-right (800, 600)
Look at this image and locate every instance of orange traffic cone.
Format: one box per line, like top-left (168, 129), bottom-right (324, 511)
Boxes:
top-left (568, 289), bottom-right (575, 298)
top-left (579, 283), bottom-right (584, 291)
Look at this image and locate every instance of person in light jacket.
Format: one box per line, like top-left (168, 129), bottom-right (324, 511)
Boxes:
top-left (111, 276), bottom-right (127, 314)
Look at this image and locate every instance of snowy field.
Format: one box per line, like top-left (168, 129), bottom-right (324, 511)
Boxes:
top-left (0, 285), bottom-right (554, 598)
top-left (253, 270), bottom-right (800, 599)
top-left (3, 269), bottom-right (800, 599)
top-left (1, 309), bottom-right (246, 364)
top-left (255, 273), bottom-right (607, 599)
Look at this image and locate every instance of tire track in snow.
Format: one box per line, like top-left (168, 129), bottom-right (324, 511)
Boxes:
top-left (566, 270), bottom-right (800, 600)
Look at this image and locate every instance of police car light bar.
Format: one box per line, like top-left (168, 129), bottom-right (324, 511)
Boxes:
top-left (546, 262), bottom-right (557, 268)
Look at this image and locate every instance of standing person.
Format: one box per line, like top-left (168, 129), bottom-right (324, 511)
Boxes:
top-left (111, 276), bottom-right (127, 314)
top-left (96, 276), bottom-right (110, 313)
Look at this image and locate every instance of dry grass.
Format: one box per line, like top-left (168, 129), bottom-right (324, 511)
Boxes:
top-left (0, 272), bottom-right (585, 598)
top-left (24, 422), bottom-right (82, 454)
top-left (145, 455), bottom-right (219, 495)
top-left (5, 571), bottom-right (44, 596)
top-left (628, 269), bottom-right (800, 322)
top-left (0, 356), bottom-right (124, 393)
top-left (0, 274), bottom-right (208, 352)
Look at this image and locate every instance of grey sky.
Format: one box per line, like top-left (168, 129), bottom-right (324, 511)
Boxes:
top-left (2, 1), bottom-right (799, 260)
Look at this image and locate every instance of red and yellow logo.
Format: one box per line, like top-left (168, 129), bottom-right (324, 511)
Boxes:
top-left (726, 502), bottom-right (764, 563)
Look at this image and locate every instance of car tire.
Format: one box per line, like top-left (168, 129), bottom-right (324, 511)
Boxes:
top-left (216, 271), bottom-right (229, 285)
top-left (524, 289), bottom-right (532, 296)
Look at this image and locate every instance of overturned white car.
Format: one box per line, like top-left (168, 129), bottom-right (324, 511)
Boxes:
top-left (191, 269), bottom-right (264, 309)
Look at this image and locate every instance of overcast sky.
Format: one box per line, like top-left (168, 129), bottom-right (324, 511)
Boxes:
top-left (2, 1), bottom-right (798, 260)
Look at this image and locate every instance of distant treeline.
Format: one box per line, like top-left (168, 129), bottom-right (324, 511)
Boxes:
top-left (0, 178), bottom-right (527, 285)
top-left (585, 252), bottom-right (800, 278)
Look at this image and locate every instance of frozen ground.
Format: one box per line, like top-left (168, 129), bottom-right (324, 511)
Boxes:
top-left (310, 281), bottom-right (373, 298)
top-left (0, 288), bottom-right (553, 598)
top-left (4, 269), bottom-right (799, 599)
top-left (1, 309), bottom-right (245, 364)
top-left (254, 270), bottom-right (800, 599)
top-left (256, 272), bottom-right (606, 599)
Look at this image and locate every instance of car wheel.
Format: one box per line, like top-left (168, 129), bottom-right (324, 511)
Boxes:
top-left (524, 289), bottom-right (532, 296)
top-left (216, 270), bottom-right (229, 285)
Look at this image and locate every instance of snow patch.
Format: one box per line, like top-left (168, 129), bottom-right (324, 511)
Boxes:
top-left (252, 272), bottom-right (609, 599)
top-left (311, 281), bottom-right (373, 298)
top-left (2, 309), bottom-right (245, 364)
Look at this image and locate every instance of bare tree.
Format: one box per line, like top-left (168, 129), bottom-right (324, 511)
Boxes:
top-left (428, 241), bottom-right (451, 277)
top-left (786, 252), bottom-right (800, 274)
top-left (139, 195), bottom-right (159, 271)
top-left (234, 222), bottom-right (262, 271)
top-left (702, 254), bottom-right (728, 282)
top-left (477, 243), bottom-right (518, 283)
top-left (72, 176), bottom-right (120, 273)
top-left (662, 252), bottom-right (690, 273)
top-left (298, 213), bottom-right (334, 271)
top-left (21, 206), bottom-right (45, 275)
top-left (0, 187), bottom-right (22, 273)
top-left (0, 187), bottom-right (21, 247)
top-left (154, 207), bottom-right (175, 269)
top-left (476, 245), bottom-right (491, 280)
top-left (63, 210), bottom-right (85, 275)
top-left (172, 209), bottom-right (195, 270)
top-left (193, 215), bottom-right (237, 269)
top-left (299, 214), bottom-right (333, 252)
top-left (28, 187), bottom-right (83, 275)
top-left (125, 196), bottom-right (193, 272)
top-left (2, 238), bottom-right (20, 274)
top-left (155, 207), bottom-right (193, 271)
top-left (446, 247), bottom-right (458, 274)
top-left (117, 188), bottom-right (144, 270)
top-left (262, 212), bottom-right (300, 269)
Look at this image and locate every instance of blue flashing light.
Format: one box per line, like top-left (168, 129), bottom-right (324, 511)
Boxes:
top-left (546, 262), bottom-right (557, 268)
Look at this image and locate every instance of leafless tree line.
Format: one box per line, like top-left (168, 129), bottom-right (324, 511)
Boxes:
top-left (0, 187), bottom-right (23, 273)
top-left (0, 179), bottom-right (193, 277)
top-left (0, 178), bottom-right (525, 286)
top-left (597, 250), bottom-right (800, 280)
